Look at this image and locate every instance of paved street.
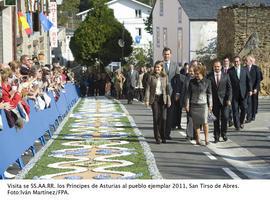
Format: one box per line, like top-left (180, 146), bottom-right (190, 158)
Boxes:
top-left (121, 98), bottom-right (270, 179)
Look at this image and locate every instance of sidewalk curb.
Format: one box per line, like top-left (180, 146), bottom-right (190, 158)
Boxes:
top-left (15, 99), bottom-right (81, 179)
top-left (259, 96), bottom-right (270, 99)
top-left (117, 99), bottom-right (163, 179)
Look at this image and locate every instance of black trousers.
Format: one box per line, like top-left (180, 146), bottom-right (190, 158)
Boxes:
top-left (213, 102), bottom-right (229, 139)
top-left (151, 95), bottom-right (167, 142)
top-left (165, 95), bottom-right (174, 137)
top-left (127, 86), bottom-right (135, 103)
top-left (172, 99), bottom-right (183, 128)
top-left (232, 96), bottom-right (247, 128)
top-left (247, 94), bottom-right (257, 120)
top-left (137, 88), bottom-right (144, 102)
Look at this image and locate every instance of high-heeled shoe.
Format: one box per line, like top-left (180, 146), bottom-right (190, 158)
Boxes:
top-left (196, 141), bottom-right (201, 145)
top-left (205, 141), bottom-right (209, 146)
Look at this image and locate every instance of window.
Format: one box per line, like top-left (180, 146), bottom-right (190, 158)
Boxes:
top-left (160, 0), bottom-right (164, 16)
top-left (177, 28), bottom-right (183, 63)
top-left (156, 27), bottom-right (160, 47)
top-left (163, 28), bottom-right (167, 47)
top-left (136, 28), bottom-right (142, 36)
top-left (135, 9), bottom-right (142, 18)
top-left (178, 7), bottom-right (182, 23)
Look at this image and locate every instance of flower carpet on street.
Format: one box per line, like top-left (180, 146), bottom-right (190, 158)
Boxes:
top-left (24, 97), bottom-right (157, 179)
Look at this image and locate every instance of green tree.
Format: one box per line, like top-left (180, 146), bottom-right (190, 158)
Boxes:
top-left (70, 0), bottom-right (133, 66)
top-left (144, 14), bottom-right (152, 34)
top-left (58, 0), bottom-right (80, 26)
top-left (196, 37), bottom-right (217, 69)
top-left (126, 43), bottom-right (153, 67)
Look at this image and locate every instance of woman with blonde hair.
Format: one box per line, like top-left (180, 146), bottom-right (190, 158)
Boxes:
top-left (185, 63), bottom-right (212, 145)
top-left (114, 70), bottom-right (126, 99)
top-left (145, 61), bottom-right (171, 144)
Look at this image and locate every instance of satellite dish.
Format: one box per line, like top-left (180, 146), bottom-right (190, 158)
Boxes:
top-left (118, 39), bottom-right (125, 48)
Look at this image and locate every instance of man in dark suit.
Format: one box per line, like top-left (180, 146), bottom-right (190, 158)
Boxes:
top-left (222, 57), bottom-right (233, 127)
top-left (208, 59), bottom-right (232, 142)
top-left (171, 73), bottom-right (186, 130)
top-left (228, 56), bottom-right (252, 130)
top-left (245, 55), bottom-right (260, 122)
top-left (126, 64), bottom-right (139, 104)
top-left (20, 55), bottom-right (32, 75)
top-left (162, 47), bottom-right (179, 139)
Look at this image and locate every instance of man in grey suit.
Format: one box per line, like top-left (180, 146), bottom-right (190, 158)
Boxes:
top-left (126, 64), bottom-right (139, 104)
top-left (162, 47), bottom-right (180, 139)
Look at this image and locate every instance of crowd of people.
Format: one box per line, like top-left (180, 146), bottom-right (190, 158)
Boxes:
top-left (151, 48), bottom-right (262, 145)
top-left (111, 47), bottom-right (263, 145)
top-left (77, 47), bottom-right (263, 146)
top-left (0, 55), bottom-right (75, 131)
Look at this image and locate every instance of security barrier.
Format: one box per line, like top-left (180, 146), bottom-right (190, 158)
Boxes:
top-left (0, 83), bottom-right (79, 179)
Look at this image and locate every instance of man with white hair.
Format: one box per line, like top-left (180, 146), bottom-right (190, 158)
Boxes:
top-left (126, 64), bottom-right (139, 104)
top-left (244, 55), bottom-right (260, 122)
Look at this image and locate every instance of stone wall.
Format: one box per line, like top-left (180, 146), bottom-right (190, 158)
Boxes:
top-left (217, 5), bottom-right (270, 95)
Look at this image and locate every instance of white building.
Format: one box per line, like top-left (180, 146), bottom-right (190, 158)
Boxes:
top-left (52, 27), bottom-right (74, 65)
top-left (76, 0), bottom-right (152, 48)
top-left (152, 0), bottom-right (270, 65)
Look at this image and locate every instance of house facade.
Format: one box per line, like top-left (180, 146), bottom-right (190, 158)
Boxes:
top-left (153, 0), bottom-right (219, 65)
top-left (77, 0), bottom-right (152, 48)
top-left (0, 1), bottom-right (15, 63)
top-left (152, 0), bottom-right (270, 66)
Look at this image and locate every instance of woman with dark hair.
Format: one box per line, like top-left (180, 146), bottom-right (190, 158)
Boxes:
top-left (145, 61), bottom-right (171, 144)
top-left (185, 64), bottom-right (212, 145)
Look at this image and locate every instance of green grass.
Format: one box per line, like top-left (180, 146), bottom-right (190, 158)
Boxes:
top-left (24, 98), bottom-right (152, 179)
top-left (107, 136), bottom-right (151, 179)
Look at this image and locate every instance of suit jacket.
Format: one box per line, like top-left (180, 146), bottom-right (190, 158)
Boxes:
top-left (171, 73), bottom-right (186, 107)
top-left (207, 71), bottom-right (232, 106)
top-left (228, 66), bottom-right (252, 100)
top-left (126, 70), bottom-right (139, 88)
top-left (245, 64), bottom-right (260, 91)
top-left (186, 78), bottom-right (212, 106)
top-left (163, 61), bottom-right (179, 95)
top-left (144, 73), bottom-right (170, 105)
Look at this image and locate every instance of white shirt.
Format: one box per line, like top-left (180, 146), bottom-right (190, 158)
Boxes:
top-left (155, 77), bottom-right (162, 95)
top-left (214, 72), bottom-right (221, 85)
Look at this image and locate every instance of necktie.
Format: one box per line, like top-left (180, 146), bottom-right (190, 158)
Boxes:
top-left (165, 62), bottom-right (169, 73)
top-left (216, 74), bottom-right (220, 86)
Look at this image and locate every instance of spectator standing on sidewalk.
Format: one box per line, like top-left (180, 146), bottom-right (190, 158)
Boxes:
top-left (20, 55), bottom-right (32, 76)
top-left (145, 61), bottom-right (171, 144)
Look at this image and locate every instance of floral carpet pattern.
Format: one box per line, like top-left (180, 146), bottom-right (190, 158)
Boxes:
top-left (38, 97), bottom-right (143, 180)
